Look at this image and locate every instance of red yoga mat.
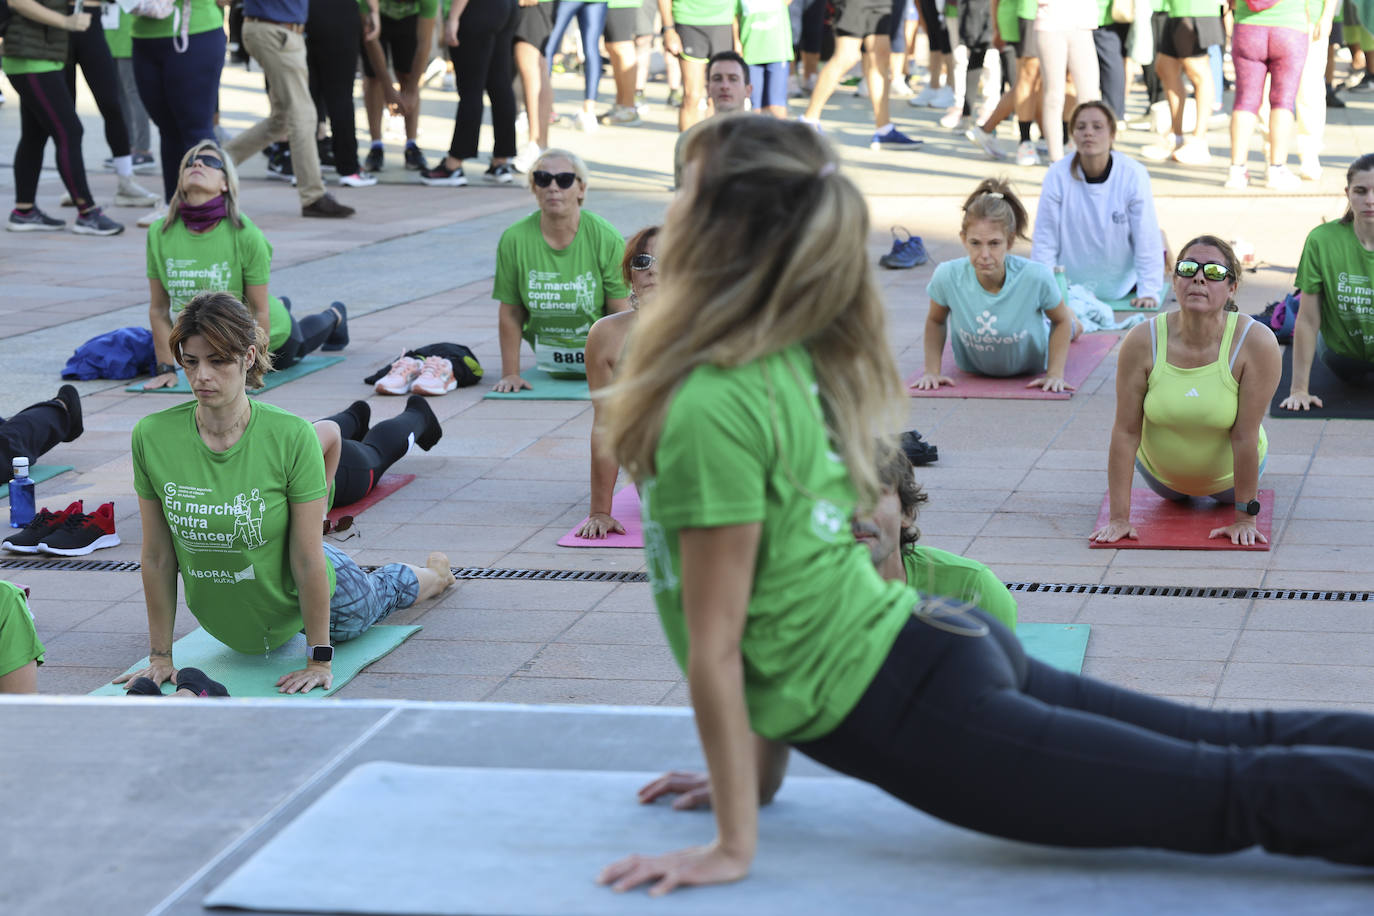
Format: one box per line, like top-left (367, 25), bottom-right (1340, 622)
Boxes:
top-left (327, 474), bottom-right (416, 525)
top-left (1088, 488), bottom-right (1275, 551)
top-left (557, 486), bottom-right (644, 548)
top-left (906, 332), bottom-right (1118, 400)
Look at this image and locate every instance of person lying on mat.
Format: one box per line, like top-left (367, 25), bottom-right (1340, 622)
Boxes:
top-left (313, 396), bottom-right (443, 515)
top-left (1091, 236), bottom-right (1280, 547)
top-left (1280, 153), bottom-right (1374, 411)
top-left (0, 384), bottom-right (83, 473)
top-left (1029, 101), bottom-right (1165, 311)
top-left (578, 225), bottom-right (660, 539)
top-left (594, 117), bottom-right (1374, 898)
top-left (116, 292), bottom-right (455, 696)
top-left (142, 141), bottom-right (348, 391)
top-left (491, 148), bottom-right (631, 393)
top-left (0, 581), bottom-right (43, 694)
top-left (913, 178), bottom-right (1080, 393)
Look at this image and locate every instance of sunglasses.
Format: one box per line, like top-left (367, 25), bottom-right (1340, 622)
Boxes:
top-left (323, 515), bottom-right (355, 538)
top-left (186, 153), bottom-right (225, 170)
top-left (532, 170), bottom-right (577, 189)
top-left (1175, 259), bottom-right (1232, 282)
top-left (630, 253), bottom-right (656, 271)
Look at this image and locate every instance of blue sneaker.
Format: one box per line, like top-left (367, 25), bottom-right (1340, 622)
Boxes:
top-left (871, 127), bottom-right (923, 150)
top-left (878, 227), bottom-right (928, 270)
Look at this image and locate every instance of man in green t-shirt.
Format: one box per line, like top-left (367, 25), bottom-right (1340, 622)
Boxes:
top-left (658, 0), bottom-right (737, 131)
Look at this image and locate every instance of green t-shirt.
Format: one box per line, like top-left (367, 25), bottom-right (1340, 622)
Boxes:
top-left (1017, 0), bottom-right (1038, 20)
top-left (1295, 219), bottom-right (1374, 363)
top-left (132, 401), bottom-right (336, 654)
top-left (1167, 0), bottom-right (1221, 16)
top-left (372, 0), bottom-right (421, 19)
top-left (608, 0), bottom-right (640, 10)
top-left (998, 0), bottom-right (1021, 43)
top-left (1232, 0), bottom-right (1307, 27)
top-left (738, 0), bottom-right (794, 65)
top-left (641, 346), bottom-right (914, 743)
top-left (131, 0), bottom-right (225, 39)
top-left (1, 58), bottom-right (64, 75)
top-left (105, 8), bottom-right (135, 58)
top-left (0, 581), bottom-right (44, 677)
top-left (902, 545), bottom-right (1017, 633)
top-left (673, 0), bottom-right (734, 26)
top-left (492, 210), bottom-right (629, 375)
top-left (146, 214), bottom-right (291, 352)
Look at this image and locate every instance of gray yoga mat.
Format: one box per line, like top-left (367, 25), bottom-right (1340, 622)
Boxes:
top-left (203, 762), bottom-right (1365, 916)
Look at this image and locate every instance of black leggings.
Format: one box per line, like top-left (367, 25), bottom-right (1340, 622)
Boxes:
top-left (322, 402), bottom-right (431, 507)
top-left (916, 0), bottom-right (950, 55)
top-left (271, 301), bottom-right (338, 370)
top-left (795, 609), bottom-right (1374, 866)
top-left (66, 10), bottom-right (132, 159)
top-left (307, 0), bottom-right (363, 176)
top-left (447, 14), bottom-right (519, 161)
top-left (8, 71), bottom-right (94, 211)
top-left (0, 399), bottom-right (68, 472)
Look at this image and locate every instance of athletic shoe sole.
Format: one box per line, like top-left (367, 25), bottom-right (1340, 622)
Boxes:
top-left (1, 541), bottom-right (42, 554)
top-left (419, 175), bottom-right (468, 187)
top-left (7, 222), bottom-right (66, 232)
top-left (38, 532), bottom-right (121, 556)
top-left (114, 193), bottom-right (160, 207)
top-left (412, 378), bottom-right (458, 395)
top-left (72, 222), bottom-right (124, 237)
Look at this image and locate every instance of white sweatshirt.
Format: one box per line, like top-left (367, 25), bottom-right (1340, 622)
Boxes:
top-left (1031, 150), bottom-right (1164, 305)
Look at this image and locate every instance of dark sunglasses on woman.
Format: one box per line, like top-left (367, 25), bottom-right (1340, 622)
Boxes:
top-left (532, 170), bottom-right (577, 189)
top-left (630, 253), bottom-right (656, 271)
top-left (1174, 259), bottom-right (1232, 282)
top-left (187, 153), bottom-right (225, 171)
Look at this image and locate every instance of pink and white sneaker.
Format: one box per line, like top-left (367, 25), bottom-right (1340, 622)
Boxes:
top-left (410, 356), bottom-right (457, 396)
top-left (375, 355), bottom-right (424, 395)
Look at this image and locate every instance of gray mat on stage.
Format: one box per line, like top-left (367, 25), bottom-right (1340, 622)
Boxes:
top-left (203, 762), bottom-right (1369, 916)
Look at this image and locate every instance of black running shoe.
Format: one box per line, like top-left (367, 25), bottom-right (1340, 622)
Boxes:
top-left (364, 146), bottom-right (384, 172)
top-left (266, 150), bottom-right (294, 181)
top-left (8, 206), bottom-right (66, 232)
top-left (37, 501), bottom-right (120, 556)
top-left (317, 136), bottom-right (337, 168)
top-left (404, 145), bottom-right (428, 171)
top-left (2, 500), bottom-right (83, 554)
top-left (73, 208), bottom-right (124, 236)
top-left (419, 162), bottom-right (467, 187)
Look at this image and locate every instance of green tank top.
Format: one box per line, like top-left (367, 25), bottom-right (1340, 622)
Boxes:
top-left (1137, 311), bottom-right (1267, 497)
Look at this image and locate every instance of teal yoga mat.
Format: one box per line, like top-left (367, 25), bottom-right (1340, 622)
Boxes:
top-left (0, 465), bottom-right (74, 500)
top-left (125, 355), bottom-right (345, 394)
top-left (1018, 623), bottom-right (1091, 674)
top-left (483, 368), bottom-right (590, 400)
top-left (91, 625), bottom-right (420, 697)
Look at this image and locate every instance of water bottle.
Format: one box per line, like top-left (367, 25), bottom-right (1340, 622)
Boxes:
top-left (1054, 265), bottom-right (1070, 305)
top-left (9, 457), bottom-right (35, 529)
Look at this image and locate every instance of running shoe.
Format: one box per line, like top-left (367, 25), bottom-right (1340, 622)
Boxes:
top-left (7, 207), bottom-right (65, 232)
top-left (1171, 140), bottom-right (1212, 166)
top-left (927, 85), bottom-right (954, 109)
top-left (405, 145), bottom-right (429, 171)
top-left (322, 302), bottom-right (348, 351)
top-left (317, 136), bottom-right (336, 168)
top-left (1348, 73), bottom-right (1374, 92)
top-left (965, 124), bottom-right (1005, 160)
top-left (115, 176), bottom-right (160, 207)
top-left (909, 85), bottom-right (936, 107)
top-left (375, 355), bottom-right (425, 394)
top-left (410, 356), bottom-right (458, 396)
top-left (575, 110), bottom-right (599, 132)
top-left (339, 171), bottom-right (379, 187)
top-left (890, 78), bottom-right (915, 98)
top-left (364, 146), bottom-right (385, 172)
top-left (598, 105), bottom-right (642, 126)
top-left (419, 162), bottom-right (468, 187)
top-left (667, 88), bottom-right (684, 107)
top-left (1298, 158), bottom-right (1323, 182)
top-left (485, 162), bottom-right (515, 184)
top-left (635, 90), bottom-right (650, 113)
top-left (1015, 141), bottom-right (1040, 167)
top-left (103, 153), bottom-right (157, 173)
top-left (266, 150), bottom-right (294, 181)
top-left (1223, 165), bottom-right (1249, 190)
top-left (878, 227), bottom-right (929, 269)
top-left (73, 208), bottom-right (124, 236)
top-left (1326, 84), bottom-right (1346, 109)
top-left (872, 127), bottom-right (923, 150)
top-left (1267, 164), bottom-right (1301, 191)
top-left (2, 501), bottom-right (83, 554)
top-left (1140, 137), bottom-right (1177, 162)
top-left (938, 107), bottom-right (966, 130)
top-left (137, 206), bottom-right (167, 229)
top-left (512, 141), bottom-right (542, 173)
top-left (37, 502), bottom-right (120, 556)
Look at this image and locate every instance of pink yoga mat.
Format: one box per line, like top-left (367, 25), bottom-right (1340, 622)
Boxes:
top-left (1088, 488), bottom-right (1275, 551)
top-left (327, 474), bottom-right (416, 525)
top-left (906, 333), bottom-right (1118, 400)
top-left (558, 487), bottom-right (644, 548)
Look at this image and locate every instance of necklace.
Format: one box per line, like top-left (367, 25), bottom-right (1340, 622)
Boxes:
top-left (196, 400), bottom-right (251, 441)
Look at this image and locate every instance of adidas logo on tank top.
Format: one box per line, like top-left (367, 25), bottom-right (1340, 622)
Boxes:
top-left (1185, 388), bottom-right (1200, 398)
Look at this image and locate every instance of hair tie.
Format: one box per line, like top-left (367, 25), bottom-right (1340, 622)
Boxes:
top-left (984, 191), bottom-right (1005, 200)
top-left (818, 162), bottom-right (837, 177)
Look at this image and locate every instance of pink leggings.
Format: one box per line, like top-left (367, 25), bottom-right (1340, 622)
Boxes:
top-left (1231, 22), bottom-right (1308, 114)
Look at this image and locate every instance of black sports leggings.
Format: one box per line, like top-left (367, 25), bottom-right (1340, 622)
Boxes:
top-left (0, 399), bottom-right (68, 472)
top-left (322, 402), bottom-right (431, 507)
top-left (307, 0), bottom-right (363, 176)
top-left (795, 608), bottom-right (1374, 866)
top-left (65, 9), bottom-right (132, 159)
top-left (447, 11), bottom-right (518, 161)
top-left (8, 71), bottom-right (95, 211)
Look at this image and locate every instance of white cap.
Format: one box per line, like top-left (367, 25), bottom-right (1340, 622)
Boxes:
top-left (12, 457), bottom-right (29, 474)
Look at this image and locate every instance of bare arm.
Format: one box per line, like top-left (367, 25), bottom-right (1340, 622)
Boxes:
top-left (1279, 291), bottom-right (1323, 411)
top-left (277, 498), bottom-right (334, 694)
top-left (637, 734), bottom-right (791, 810)
top-left (145, 280), bottom-right (181, 388)
top-left (113, 497), bottom-right (180, 686)
top-left (1212, 321), bottom-right (1281, 546)
top-left (659, 0), bottom-right (682, 55)
top-left (1091, 325), bottom-right (1150, 543)
top-left (912, 301), bottom-right (954, 389)
top-left (9, 0), bottom-right (88, 29)
top-left (445, 0), bottom-right (470, 44)
top-left (244, 284), bottom-right (272, 344)
top-left (578, 317), bottom-right (626, 538)
top-left (1032, 302), bottom-right (1076, 392)
top-left (494, 301), bottom-right (534, 391)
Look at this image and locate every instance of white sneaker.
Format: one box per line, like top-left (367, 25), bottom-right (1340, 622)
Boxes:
top-left (1298, 157), bottom-right (1323, 181)
top-left (1223, 165), bottom-right (1248, 190)
top-left (137, 206), bottom-right (167, 228)
top-left (928, 85), bottom-right (955, 109)
top-left (339, 171), bottom-right (379, 187)
top-left (114, 176), bottom-right (160, 207)
top-left (575, 110), bottom-right (599, 132)
top-left (598, 105), bottom-right (642, 126)
top-left (890, 78), bottom-right (914, 98)
top-left (855, 78), bottom-right (869, 98)
top-left (1171, 139), bottom-right (1211, 166)
top-left (512, 141), bottom-right (542, 173)
top-left (1267, 164), bottom-right (1302, 191)
top-left (966, 125), bottom-right (1005, 160)
top-left (938, 107), bottom-right (966, 129)
top-left (1141, 136), bottom-right (1180, 162)
top-left (1015, 141), bottom-right (1039, 167)
top-left (910, 85), bottom-right (936, 107)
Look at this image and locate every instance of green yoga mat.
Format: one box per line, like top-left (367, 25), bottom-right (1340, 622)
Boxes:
top-left (483, 368), bottom-right (590, 401)
top-left (1018, 623), bottom-right (1091, 674)
top-left (1102, 295), bottom-right (1162, 314)
top-left (91, 624), bottom-right (420, 697)
top-left (125, 355), bottom-right (345, 394)
top-left (0, 465), bottom-right (74, 500)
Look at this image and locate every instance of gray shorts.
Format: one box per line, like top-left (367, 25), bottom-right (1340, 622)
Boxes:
top-left (325, 543), bottom-right (420, 643)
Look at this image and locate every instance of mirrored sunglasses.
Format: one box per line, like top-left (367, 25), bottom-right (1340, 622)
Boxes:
top-left (1175, 259), bottom-right (1232, 282)
top-left (532, 170), bottom-right (577, 189)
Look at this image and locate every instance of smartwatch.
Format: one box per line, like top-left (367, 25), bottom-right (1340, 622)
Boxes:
top-left (154, 362), bottom-right (179, 376)
top-left (1240, 499), bottom-right (1261, 516)
top-left (308, 644), bottom-right (334, 663)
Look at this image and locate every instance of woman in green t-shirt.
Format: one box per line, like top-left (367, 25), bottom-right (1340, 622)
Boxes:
top-left (142, 141), bottom-right (351, 390)
top-left (595, 116), bottom-right (1374, 896)
top-left (1281, 152), bottom-right (1374, 408)
top-left (117, 293), bottom-right (457, 695)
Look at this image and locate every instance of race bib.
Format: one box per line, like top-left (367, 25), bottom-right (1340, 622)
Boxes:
top-left (536, 343), bottom-right (587, 375)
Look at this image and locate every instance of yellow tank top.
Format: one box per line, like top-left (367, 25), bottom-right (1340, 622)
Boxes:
top-left (1137, 311), bottom-right (1267, 497)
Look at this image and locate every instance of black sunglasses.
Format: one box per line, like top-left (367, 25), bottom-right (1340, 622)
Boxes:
top-left (1175, 259), bottom-right (1232, 282)
top-left (532, 170), bottom-right (577, 189)
top-left (323, 515), bottom-right (354, 537)
top-left (630, 253), bottom-right (657, 271)
top-left (187, 153), bottom-right (225, 170)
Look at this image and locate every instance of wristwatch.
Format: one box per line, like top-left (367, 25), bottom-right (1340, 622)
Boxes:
top-left (1240, 498), bottom-right (1261, 516)
top-left (308, 644), bottom-right (334, 663)
top-left (154, 362), bottom-right (178, 376)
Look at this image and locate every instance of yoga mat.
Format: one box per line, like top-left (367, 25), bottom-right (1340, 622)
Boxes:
top-left (1102, 295), bottom-right (1163, 314)
top-left (557, 486), bottom-right (643, 548)
top-left (1088, 488), bottom-right (1275, 551)
top-left (1268, 344), bottom-right (1374, 420)
top-left (906, 333), bottom-right (1117, 400)
top-left (483, 368), bottom-right (591, 400)
top-left (90, 625), bottom-right (420, 698)
top-left (1018, 623), bottom-right (1090, 674)
top-left (0, 465), bottom-right (74, 500)
top-left (125, 355), bottom-right (345, 394)
top-left (327, 473), bottom-right (415, 525)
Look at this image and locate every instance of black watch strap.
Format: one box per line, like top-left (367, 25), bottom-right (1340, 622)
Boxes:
top-left (1242, 499), bottom-right (1261, 516)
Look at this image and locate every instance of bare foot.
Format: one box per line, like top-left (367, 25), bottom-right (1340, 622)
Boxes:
top-left (427, 551), bottom-right (456, 592)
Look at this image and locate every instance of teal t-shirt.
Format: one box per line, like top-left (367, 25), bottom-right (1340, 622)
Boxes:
top-left (926, 254), bottom-right (1063, 377)
top-left (105, 7), bottom-right (134, 58)
top-left (146, 214), bottom-right (292, 352)
top-left (738, 0), bottom-right (794, 65)
top-left (132, 0), bottom-right (225, 39)
top-left (1233, 0), bottom-right (1307, 27)
top-left (1167, 0), bottom-right (1221, 17)
top-left (902, 545), bottom-right (1017, 632)
top-left (0, 581), bottom-right (45, 677)
top-left (1295, 219), bottom-right (1374, 363)
top-left (673, 0), bottom-right (735, 26)
top-left (132, 401), bottom-right (336, 654)
top-left (641, 346), bottom-right (914, 743)
top-left (492, 210), bottom-right (629, 374)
